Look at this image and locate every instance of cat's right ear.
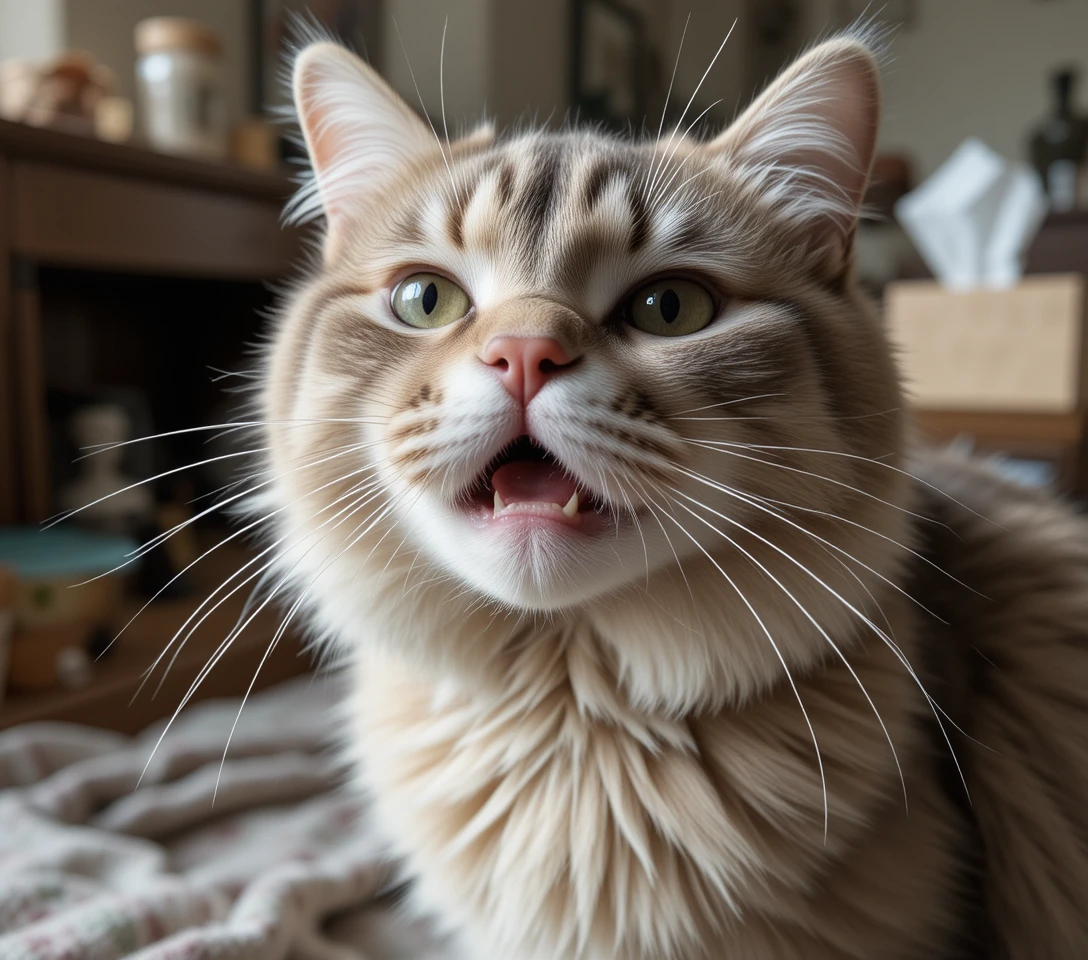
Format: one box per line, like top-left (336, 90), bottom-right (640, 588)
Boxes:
top-left (290, 42), bottom-right (436, 249)
top-left (705, 35), bottom-right (882, 279)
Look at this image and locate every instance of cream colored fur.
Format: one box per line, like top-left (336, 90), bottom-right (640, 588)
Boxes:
top-left (254, 28), bottom-right (1088, 959)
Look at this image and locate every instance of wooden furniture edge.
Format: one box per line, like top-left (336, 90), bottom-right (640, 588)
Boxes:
top-left (0, 117), bottom-right (296, 200)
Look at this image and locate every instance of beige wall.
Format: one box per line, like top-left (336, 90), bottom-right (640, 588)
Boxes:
top-left (664, 0), bottom-right (744, 126)
top-left (381, 0), bottom-right (490, 130)
top-left (380, 0), bottom-right (576, 132)
top-left (806, 0), bottom-right (1088, 178)
top-left (0, 0), bottom-right (65, 61)
top-left (380, 0), bottom-right (746, 135)
top-left (489, 0), bottom-right (570, 129)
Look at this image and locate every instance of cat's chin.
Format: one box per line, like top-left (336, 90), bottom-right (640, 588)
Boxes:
top-left (446, 502), bottom-right (642, 610)
top-left (391, 435), bottom-right (654, 609)
top-left (403, 496), bottom-right (648, 611)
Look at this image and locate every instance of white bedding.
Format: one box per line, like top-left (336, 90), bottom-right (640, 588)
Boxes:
top-left (0, 678), bottom-right (451, 960)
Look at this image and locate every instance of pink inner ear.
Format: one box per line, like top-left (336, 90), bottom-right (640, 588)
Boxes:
top-left (289, 42), bottom-right (436, 233)
top-left (799, 58), bottom-right (881, 212)
top-left (706, 39), bottom-right (882, 258)
top-left (295, 69), bottom-right (341, 188)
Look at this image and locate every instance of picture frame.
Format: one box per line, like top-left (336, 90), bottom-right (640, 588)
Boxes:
top-left (250, 0), bottom-right (383, 115)
top-left (570, 0), bottom-right (648, 131)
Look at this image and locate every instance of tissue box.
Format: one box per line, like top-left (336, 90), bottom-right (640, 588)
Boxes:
top-left (886, 275), bottom-right (1088, 413)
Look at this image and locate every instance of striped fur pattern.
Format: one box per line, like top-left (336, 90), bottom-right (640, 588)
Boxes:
top-left (255, 29), bottom-right (1088, 959)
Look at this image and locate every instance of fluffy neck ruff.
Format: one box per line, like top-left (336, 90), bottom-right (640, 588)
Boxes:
top-left (348, 568), bottom-right (954, 959)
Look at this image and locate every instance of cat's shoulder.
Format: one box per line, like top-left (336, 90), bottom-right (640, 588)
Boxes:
top-left (907, 451), bottom-right (1088, 958)
top-left (909, 446), bottom-right (1088, 610)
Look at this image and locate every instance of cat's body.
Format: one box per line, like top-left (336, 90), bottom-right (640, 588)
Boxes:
top-left (257, 28), bottom-right (1088, 959)
top-left (340, 452), bottom-right (1088, 960)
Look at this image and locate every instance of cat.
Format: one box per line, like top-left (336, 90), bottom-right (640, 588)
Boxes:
top-left (254, 25), bottom-right (1088, 960)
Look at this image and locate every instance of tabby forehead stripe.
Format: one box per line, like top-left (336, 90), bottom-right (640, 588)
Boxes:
top-left (446, 197), bottom-right (466, 249)
top-left (514, 140), bottom-right (564, 255)
top-left (497, 163), bottom-right (515, 207)
top-left (582, 157), bottom-right (630, 211)
top-left (626, 177), bottom-right (650, 252)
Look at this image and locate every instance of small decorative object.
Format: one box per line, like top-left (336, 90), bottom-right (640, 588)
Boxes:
top-left (896, 138), bottom-right (1048, 291)
top-left (94, 95), bottom-right (134, 143)
top-left (0, 566), bottom-right (14, 705)
top-left (135, 17), bottom-right (228, 160)
top-left (59, 404), bottom-right (154, 538)
top-left (0, 51), bottom-right (116, 135)
top-left (0, 528), bottom-right (137, 693)
top-left (1029, 67), bottom-right (1088, 212)
top-left (231, 116), bottom-right (278, 170)
top-left (571, 0), bottom-right (647, 131)
top-left (0, 60), bottom-right (37, 121)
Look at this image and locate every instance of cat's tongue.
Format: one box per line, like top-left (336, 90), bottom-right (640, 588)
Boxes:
top-left (491, 461), bottom-right (578, 508)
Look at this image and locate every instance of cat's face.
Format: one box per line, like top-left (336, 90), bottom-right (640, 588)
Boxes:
top-left (263, 36), bottom-right (906, 622)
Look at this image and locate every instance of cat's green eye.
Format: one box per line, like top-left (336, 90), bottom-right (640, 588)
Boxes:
top-left (391, 273), bottom-right (470, 329)
top-left (626, 278), bottom-right (716, 337)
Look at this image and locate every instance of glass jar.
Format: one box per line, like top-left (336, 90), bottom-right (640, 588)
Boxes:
top-left (135, 17), bottom-right (227, 160)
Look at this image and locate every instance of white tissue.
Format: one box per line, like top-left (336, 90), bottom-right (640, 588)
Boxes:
top-left (895, 138), bottom-right (1047, 290)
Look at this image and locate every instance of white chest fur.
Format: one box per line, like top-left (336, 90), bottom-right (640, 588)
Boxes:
top-left (348, 635), bottom-right (955, 960)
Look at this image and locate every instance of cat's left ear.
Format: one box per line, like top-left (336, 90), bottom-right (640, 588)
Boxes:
top-left (706, 36), bottom-right (881, 277)
top-left (290, 42), bottom-right (437, 250)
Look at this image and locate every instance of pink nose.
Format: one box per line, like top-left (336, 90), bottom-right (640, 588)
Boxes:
top-left (481, 336), bottom-right (575, 405)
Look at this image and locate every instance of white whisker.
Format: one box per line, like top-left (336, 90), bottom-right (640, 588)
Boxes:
top-left (712, 439), bottom-right (996, 525)
top-left (653, 500), bottom-right (830, 838)
top-left (71, 417), bottom-right (386, 461)
top-left (679, 437), bottom-right (948, 529)
top-left (139, 471), bottom-right (386, 701)
top-left (645, 20), bottom-right (737, 201)
top-left (676, 465), bottom-right (946, 622)
top-left (391, 17), bottom-right (458, 208)
top-left (141, 477), bottom-right (398, 788)
top-left (667, 482), bottom-right (968, 803)
top-left (666, 488), bottom-right (908, 814)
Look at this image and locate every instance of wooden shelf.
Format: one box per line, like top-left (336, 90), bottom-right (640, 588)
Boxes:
top-left (0, 545), bottom-right (314, 734)
top-left (0, 118), bottom-right (306, 526)
top-left (913, 409), bottom-right (1088, 495)
top-left (0, 118), bottom-right (295, 200)
top-left (915, 410), bottom-right (1086, 446)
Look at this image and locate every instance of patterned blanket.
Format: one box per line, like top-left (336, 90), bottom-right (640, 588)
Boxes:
top-left (0, 678), bottom-right (450, 960)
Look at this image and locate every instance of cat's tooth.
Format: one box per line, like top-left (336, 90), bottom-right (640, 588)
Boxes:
top-left (493, 490), bottom-right (506, 515)
top-left (562, 491), bottom-right (579, 518)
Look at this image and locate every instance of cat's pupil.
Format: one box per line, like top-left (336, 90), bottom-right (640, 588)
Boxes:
top-left (660, 289), bottom-right (680, 324)
top-left (422, 282), bottom-right (438, 315)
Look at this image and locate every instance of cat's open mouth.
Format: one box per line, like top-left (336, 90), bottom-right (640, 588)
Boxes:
top-left (459, 436), bottom-right (607, 530)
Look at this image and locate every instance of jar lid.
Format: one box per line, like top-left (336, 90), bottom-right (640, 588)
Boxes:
top-left (135, 17), bottom-right (222, 58)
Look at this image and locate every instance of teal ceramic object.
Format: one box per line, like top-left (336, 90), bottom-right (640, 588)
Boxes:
top-left (0, 528), bottom-right (137, 580)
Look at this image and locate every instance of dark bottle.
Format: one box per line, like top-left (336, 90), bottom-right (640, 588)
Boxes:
top-left (1031, 68), bottom-right (1088, 212)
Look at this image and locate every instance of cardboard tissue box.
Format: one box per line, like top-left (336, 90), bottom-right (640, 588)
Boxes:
top-left (889, 139), bottom-right (1084, 414)
top-left (885, 274), bottom-right (1087, 413)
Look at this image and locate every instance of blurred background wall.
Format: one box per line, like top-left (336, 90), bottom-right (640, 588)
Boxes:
top-left (837, 0), bottom-right (1088, 177)
top-left (5, 0), bottom-right (1086, 176)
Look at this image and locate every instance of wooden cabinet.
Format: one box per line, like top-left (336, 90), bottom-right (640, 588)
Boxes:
top-left (0, 117), bottom-right (303, 524)
top-left (0, 119), bottom-right (313, 729)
